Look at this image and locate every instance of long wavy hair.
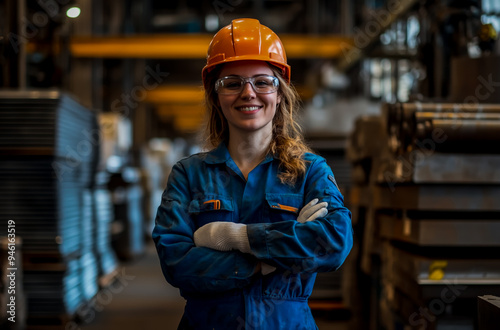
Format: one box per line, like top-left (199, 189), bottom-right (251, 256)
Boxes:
top-left (202, 63), bottom-right (312, 185)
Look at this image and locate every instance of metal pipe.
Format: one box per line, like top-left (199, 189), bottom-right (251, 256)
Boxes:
top-left (415, 112), bottom-right (500, 121)
top-left (402, 103), bottom-right (500, 113)
top-left (420, 119), bottom-right (500, 141)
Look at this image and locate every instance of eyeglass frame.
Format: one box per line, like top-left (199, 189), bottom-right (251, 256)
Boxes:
top-left (214, 75), bottom-right (280, 95)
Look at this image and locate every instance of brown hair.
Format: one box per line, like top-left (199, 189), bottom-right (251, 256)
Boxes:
top-left (202, 64), bottom-right (312, 185)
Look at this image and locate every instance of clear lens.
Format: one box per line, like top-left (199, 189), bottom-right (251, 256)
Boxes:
top-left (215, 75), bottom-right (279, 94)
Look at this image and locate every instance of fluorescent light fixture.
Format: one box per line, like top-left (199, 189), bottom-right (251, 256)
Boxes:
top-left (205, 14), bottom-right (219, 32)
top-left (66, 7), bottom-right (81, 18)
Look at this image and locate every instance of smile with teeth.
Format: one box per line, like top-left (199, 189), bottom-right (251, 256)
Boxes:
top-left (237, 106), bottom-right (263, 112)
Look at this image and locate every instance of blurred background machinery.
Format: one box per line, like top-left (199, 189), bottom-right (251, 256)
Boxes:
top-left (477, 295), bottom-right (500, 330)
top-left (1, 0), bottom-right (500, 329)
top-left (347, 101), bottom-right (500, 329)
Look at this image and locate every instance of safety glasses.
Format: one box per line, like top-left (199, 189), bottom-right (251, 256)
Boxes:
top-left (215, 75), bottom-right (279, 95)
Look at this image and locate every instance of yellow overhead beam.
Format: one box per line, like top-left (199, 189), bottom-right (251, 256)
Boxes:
top-left (71, 35), bottom-right (212, 59)
top-left (147, 86), bottom-right (205, 133)
top-left (145, 85), bottom-right (204, 104)
top-left (70, 34), bottom-right (354, 59)
top-left (282, 35), bottom-right (353, 59)
top-left (173, 116), bottom-right (205, 132)
top-left (156, 104), bottom-right (205, 116)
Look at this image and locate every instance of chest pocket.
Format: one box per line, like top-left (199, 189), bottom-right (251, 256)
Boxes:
top-left (188, 196), bottom-right (234, 227)
top-left (265, 193), bottom-right (303, 222)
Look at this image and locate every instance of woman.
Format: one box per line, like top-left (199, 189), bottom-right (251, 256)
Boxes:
top-left (153, 18), bottom-right (353, 329)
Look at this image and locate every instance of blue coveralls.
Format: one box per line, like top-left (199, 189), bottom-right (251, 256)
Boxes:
top-left (152, 143), bottom-right (353, 329)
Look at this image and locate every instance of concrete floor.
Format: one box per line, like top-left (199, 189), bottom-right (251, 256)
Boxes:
top-left (78, 240), bottom-right (351, 330)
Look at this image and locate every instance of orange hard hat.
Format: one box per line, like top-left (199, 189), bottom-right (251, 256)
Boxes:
top-left (202, 18), bottom-right (291, 87)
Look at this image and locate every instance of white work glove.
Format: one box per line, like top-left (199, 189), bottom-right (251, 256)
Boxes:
top-left (193, 223), bottom-right (275, 276)
top-left (297, 198), bottom-right (328, 223)
top-left (193, 222), bottom-right (251, 253)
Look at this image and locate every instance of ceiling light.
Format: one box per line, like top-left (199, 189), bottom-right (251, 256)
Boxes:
top-left (66, 7), bottom-right (81, 18)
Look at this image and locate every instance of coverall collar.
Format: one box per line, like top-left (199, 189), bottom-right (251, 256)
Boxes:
top-left (203, 142), bottom-right (275, 165)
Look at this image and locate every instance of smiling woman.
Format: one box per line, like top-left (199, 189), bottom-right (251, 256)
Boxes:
top-left (152, 18), bottom-right (353, 330)
top-left (216, 60), bottom-right (279, 145)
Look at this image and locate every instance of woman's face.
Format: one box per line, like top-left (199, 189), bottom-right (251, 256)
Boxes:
top-left (217, 60), bottom-right (281, 136)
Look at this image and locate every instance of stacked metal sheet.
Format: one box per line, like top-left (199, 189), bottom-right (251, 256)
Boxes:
top-left (0, 158), bottom-right (83, 255)
top-left (0, 91), bottom-right (102, 319)
top-left (347, 103), bottom-right (500, 330)
top-left (23, 260), bottom-right (81, 317)
top-left (94, 172), bottom-right (119, 277)
top-left (0, 91), bottom-right (98, 254)
top-left (80, 251), bottom-right (98, 302)
top-left (379, 242), bottom-right (500, 330)
top-left (80, 189), bottom-right (98, 302)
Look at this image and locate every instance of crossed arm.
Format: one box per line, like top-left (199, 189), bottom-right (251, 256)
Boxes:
top-left (193, 198), bottom-right (328, 254)
top-left (153, 158), bottom-right (352, 294)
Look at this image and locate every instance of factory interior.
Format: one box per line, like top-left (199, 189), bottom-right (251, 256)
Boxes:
top-left (1, 0), bottom-right (500, 329)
